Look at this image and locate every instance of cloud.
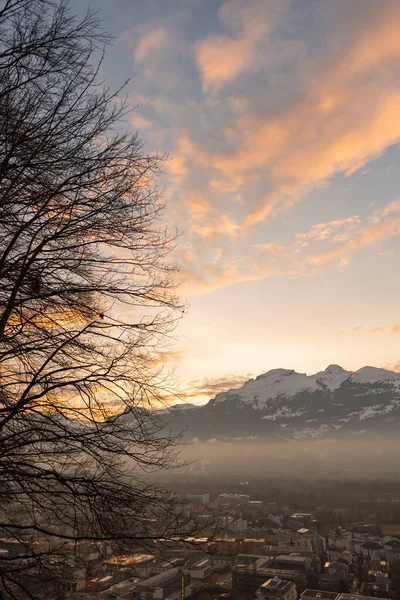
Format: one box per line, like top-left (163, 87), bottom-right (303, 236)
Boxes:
top-left (176, 197), bottom-right (400, 293)
top-left (122, 1), bottom-right (400, 295)
top-left (296, 217), bottom-right (360, 245)
top-left (175, 243), bottom-right (305, 294)
top-left (386, 361), bottom-right (400, 373)
top-left (195, 25), bottom-right (266, 91)
top-left (369, 326), bottom-right (400, 335)
top-left (340, 325), bottom-right (400, 337)
top-left (186, 373), bottom-right (253, 398)
top-left (194, 0), bottom-right (275, 90)
top-left (180, 190), bottom-right (240, 239)
top-left (369, 199), bottom-right (400, 223)
top-left (157, 350), bottom-right (185, 364)
top-left (131, 114), bottom-right (153, 130)
top-left (308, 216), bottom-right (400, 266)
top-left (134, 25), bottom-right (168, 63)
top-left (181, 1), bottom-right (400, 229)
top-left (338, 258), bottom-right (350, 271)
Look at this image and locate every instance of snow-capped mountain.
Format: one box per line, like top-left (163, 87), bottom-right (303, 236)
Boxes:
top-left (162, 365), bottom-right (400, 440)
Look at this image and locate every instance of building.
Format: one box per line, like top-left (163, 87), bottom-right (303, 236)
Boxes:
top-left (227, 518), bottom-right (248, 534)
top-left (210, 555), bottom-right (236, 570)
top-left (242, 539), bottom-right (266, 554)
top-left (185, 493), bottom-right (210, 505)
top-left (249, 500), bottom-right (264, 511)
top-left (368, 571), bottom-right (389, 585)
top-left (324, 562), bottom-right (348, 577)
top-left (60, 566), bottom-right (86, 594)
top-left (134, 557), bottom-right (187, 579)
top-left (301, 590), bottom-right (340, 600)
top-left (233, 556), bottom-right (306, 598)
top-left (255, 577), bottom-right (297, 600)
top-left (370, 559), bottom-right (389, 573)
top-left (105, 553), bottom-right (154, 576)
top-left (311, 535), bottom-right (327, 555)
top-left (340, 594), bottom-right (389, 600)
top-left (360, 582), bottom-right (390, 598)
top-left (265, 546), bottom-right (314, 558)
top-left (191, 558), bottom-right (212, 579)
top-left (272, 554), bottom-right (313, 572)
top-left (290, 514), bottom-right (313, 526)
top-left (319, 562), bottom-right (348, 592)
top-left (131, 568), bottom-right (191, 599)
top-left (327, 550), bottom-right (353, 565)
top-left (209, 538), bottom-right (238, 555)
top-left (360, 542), bottom-right (385, 560)
top-left (295, 530), bottom-right (326, 555)
top-left (217, 494), bottom-right (250, 510)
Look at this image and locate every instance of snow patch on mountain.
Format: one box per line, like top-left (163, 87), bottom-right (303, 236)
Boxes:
top-left (315, 364), bottom-right (352, 391)
top-left (261, 407), bottom-right (306, 420)
top-left (350, 403), bottom-right (397, 420)
top-left (351, 366), bottom-right (400, 385)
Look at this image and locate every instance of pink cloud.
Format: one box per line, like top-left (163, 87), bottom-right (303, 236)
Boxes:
top-left (134, 25), bottom-right (168, 63)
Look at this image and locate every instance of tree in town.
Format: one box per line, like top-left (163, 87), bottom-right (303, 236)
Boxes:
top-left (0, 1), bottom-right (206, 597)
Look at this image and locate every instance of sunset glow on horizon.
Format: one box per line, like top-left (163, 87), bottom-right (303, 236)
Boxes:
top-left (81, 0), bottom-right (400, 404)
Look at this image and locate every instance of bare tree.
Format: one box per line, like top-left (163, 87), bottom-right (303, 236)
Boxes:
top-left (0, 1), bottom-right (209, 597)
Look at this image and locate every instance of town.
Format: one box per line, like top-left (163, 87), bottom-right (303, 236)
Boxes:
top-left (4, 485), bottom-right (400, 600)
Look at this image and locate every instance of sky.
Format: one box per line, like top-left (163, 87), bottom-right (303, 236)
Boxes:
top-left (76, 0), bottom-right (400, 404)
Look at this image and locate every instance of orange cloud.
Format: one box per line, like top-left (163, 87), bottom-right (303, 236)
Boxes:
top-left (180, 190), bottom-right (240, 239)
top-left (195, 25), bottom-right (266, 91)
top-left (175, 239), bottom-right (303, 295)
top-left (296, 216), bottom-right (360, 245)
top-left (176, 196), bottom-right (400, 294)
top-left (369, 326), bottom-right (400, 335)
top-left (308, 216), bottom-right (400, 266)
top-left (186, 191), bottom-right (213, 218)
top-left (157, 349), bottom-right (185, 364)
top-left (182, 2), bottom-right (400, 229)
top-left (194, 0), bottom-right (273, 90)
top-left (124, 2), bottom-right (400, 296)
top-left (168, 155), bottom-right (187, 182)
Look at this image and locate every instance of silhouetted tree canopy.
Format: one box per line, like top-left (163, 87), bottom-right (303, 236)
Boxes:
top-left (0, 1), bottom-right (205, 597)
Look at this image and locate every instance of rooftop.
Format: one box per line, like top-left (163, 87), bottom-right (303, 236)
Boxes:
top-left (340, 595), bottom-right (387, 600)
top-left (260, 577), bottom-right (289, 591)
top-left (193, 558), bottom-right (210, 568)
top-left (104, 554), bottom-right (154, 566)
top-left (301, 591), bottom-right (340, 600)
top-left (361, 583), bottom-right (389, 591)
top-left (276, 554), bottom-right (309, 563)
top-left (137, 568), bottom-right (182, 590)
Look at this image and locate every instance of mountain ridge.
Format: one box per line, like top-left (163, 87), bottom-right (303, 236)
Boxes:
top-left (160, 365), bottom-right (400, 441)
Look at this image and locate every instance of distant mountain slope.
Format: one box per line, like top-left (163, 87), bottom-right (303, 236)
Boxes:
top-left (160, 365), bottom-right (400, 440)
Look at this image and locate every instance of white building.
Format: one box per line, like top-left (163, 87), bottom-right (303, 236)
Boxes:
top-left (256, 577), bottom-right (297, 600)
top-left (227, 518), bottom-right (248, 534)
top-left (191, 558), bottom-right (212, 580)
